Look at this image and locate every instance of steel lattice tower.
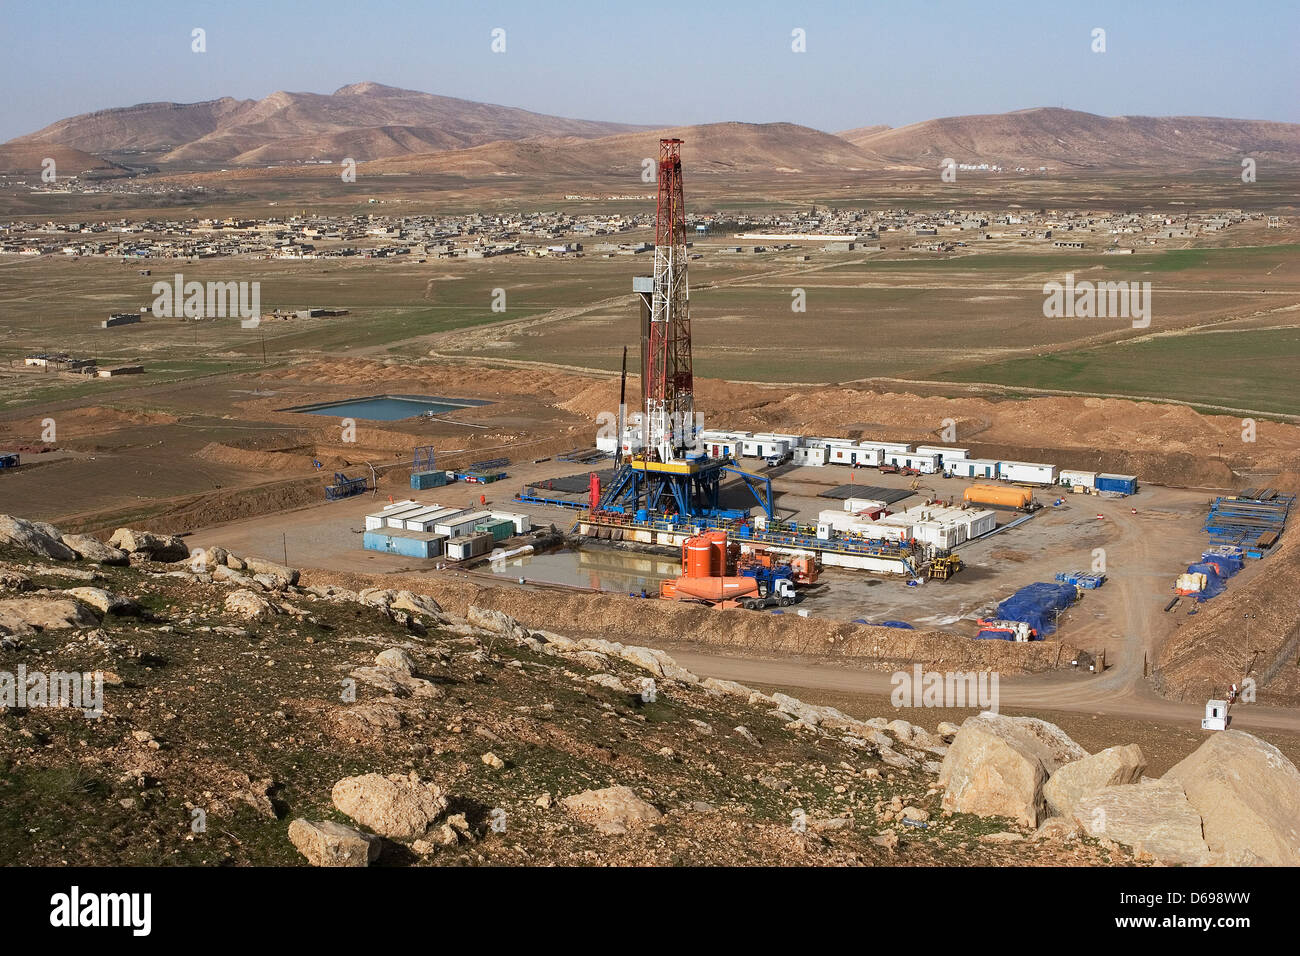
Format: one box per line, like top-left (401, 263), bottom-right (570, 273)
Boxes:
top-left (645, 138), bottom-right (693, 462)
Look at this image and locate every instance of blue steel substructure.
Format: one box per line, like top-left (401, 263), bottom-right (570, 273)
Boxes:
top-left (598, 457), bottom-right (775, 520)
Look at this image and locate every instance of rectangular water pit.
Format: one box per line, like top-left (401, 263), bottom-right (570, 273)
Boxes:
top-left (282, 393), bottom-right (491, 421)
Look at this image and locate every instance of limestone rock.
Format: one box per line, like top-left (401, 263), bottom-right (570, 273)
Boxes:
top-left (107, 527), bottom-right (188, 562)
top-left (938, 713), bottom-right (1088, 827)
top-left (1073, 779), bottom-right (1209, 865)
top-left (0, 515), bottom-right (76, 561)
top-left (1164, 730), bottom-right (1300, 866)
top-left (375, 648), bottom-right (416, 673)
top-left (224, 589), bottom-right (275, 620)
top-left (331, 772), bottom-right (449, 839)
top-left (62, 587), bottom-right (140, 617)
top-left (561, 785), bottom-right (662, 835)
top-left (1044, 744), bottom-right (1147, 818)
top-left (60, 533), bottom-right (128, 565)
top-left (467, 605), bottom-right (528, 639)
top-left (288, 819), bottom-right (381, 867)
top-left (242, 556), bottom-right (299, 587)
top-left (0, 597), bottom-right (100, 635)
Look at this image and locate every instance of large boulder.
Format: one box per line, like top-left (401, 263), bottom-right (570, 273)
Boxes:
top-left (1044, 744), bottom-right (1147, 818)
top-left (561, 785), bottom-right (663, 835)
top-left (288, 819), bottom-right (381, 867)
top-left (107, 528), bottom-right (188, 562)
top-left (60, 533), bottom-right (129, 566)
top-left (1164, 730), bottom-right (1300, 866)
top-left (224, 589), bottom-right (276, 620)
top-left (0, 597), bottom-right (100, 635)
top-left (62, 587), bottom-right (140, 617)
top-left (0, 515), bottom-right (76, 561)
top-left (1073, 779), bottom-right (1209, 865)
top-left (938, 713), bottom-right (1088, 827)
top-left (242, 556), bottom-right (299, 588)
top-left (331, 773), bottom-right (449, 839)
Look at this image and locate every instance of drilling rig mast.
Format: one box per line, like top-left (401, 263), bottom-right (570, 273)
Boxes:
top-left (645, 138), bottom-right (694, 462)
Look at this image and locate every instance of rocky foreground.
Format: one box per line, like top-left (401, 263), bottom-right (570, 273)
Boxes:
top-left (2, 513), bottom-right (1299, 866)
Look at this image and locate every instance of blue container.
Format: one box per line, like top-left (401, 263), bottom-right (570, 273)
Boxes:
top-left (363, 529), bottom-right (443, 559)
top-left (1095, 473), bottom-right (1138, 495)
top-left (411, 470), bottom-right (448, 490)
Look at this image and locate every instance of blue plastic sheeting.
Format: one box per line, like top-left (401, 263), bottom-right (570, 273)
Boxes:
top-left (880, 621), bottom-right (914, 629)
top-left (1185, 562), bottom-right (1227, 601)
top-left (994, 582), bottom-right (1077, 636)
top-left (975, 629), bottom-right (1015, 640)
top-left (1200, 550), bottom-right (1243, 577)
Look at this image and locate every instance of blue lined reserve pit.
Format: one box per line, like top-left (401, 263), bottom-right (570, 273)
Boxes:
top-left (282, 394), bottom-right (492, 421)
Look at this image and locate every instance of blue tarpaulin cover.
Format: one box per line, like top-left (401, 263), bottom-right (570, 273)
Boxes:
top-left (994, 582), bottom-right (1077, 636)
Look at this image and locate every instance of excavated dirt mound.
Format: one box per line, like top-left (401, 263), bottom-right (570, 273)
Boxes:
top-left (1155, 528), bottom-right (1300, 705)
top-left (307, 569), bottom-right (1077, 676)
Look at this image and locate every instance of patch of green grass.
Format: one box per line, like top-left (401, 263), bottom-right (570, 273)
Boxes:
top-left (936, 327), bottom-right (1300, 416)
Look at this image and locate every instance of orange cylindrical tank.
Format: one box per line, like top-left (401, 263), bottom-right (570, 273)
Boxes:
top-left (670, 576), bottom-right (759, 602)
top-left (963, 483), bottom-right (1032, 510)
top-left (684, 537), bottom-right (715, 578)
top-left (703, 529), bottom-right (728, 576)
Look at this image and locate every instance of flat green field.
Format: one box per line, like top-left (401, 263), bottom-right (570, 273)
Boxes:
top-left (935, 327), bottom-right (1300, 416)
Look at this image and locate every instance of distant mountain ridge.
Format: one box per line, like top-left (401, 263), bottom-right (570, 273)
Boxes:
top-left (9, 82), bottom-right (650, 167)
top-left (839, 107), bottom-right (1300, 169)
top-left (9, 88), bottom-right (1300, 175)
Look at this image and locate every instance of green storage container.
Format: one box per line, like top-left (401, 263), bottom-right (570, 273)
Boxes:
top-left (474, 519), bottom-right (514, 542)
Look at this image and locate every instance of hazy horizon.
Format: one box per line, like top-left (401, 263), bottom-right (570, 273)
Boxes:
top-left (2, 0), bottom-right (1298, 142)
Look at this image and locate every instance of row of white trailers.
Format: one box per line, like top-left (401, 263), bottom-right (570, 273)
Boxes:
top-left (696, 430), bottom-right (1134, 489)
top-left (363, 500), bottom-right (532, 537)
top-left (816, 503), bottom-right (998, 550)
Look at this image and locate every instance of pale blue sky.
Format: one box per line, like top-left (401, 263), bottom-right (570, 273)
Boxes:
top-left (1, 0), bottom-right (1296, 140)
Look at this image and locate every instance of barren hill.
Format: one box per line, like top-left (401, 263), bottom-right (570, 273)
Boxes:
top-left (0, 143), bottom-right (123, 176)
top-left (841, 107), bottom-right (1300, 169)
top-left (366, 121), bottom-right (891, 179)
top-left (9, 82), bottom-right (649, 167)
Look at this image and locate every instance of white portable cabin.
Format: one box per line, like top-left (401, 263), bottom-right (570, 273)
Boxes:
top-left (792, 445), bottom-right (826, 466)
top-left (1202, 699), bottom-right (1229, 731)
top-left (434, 509), bottom-right (494, 537)
top-left (880, 450), bottom-right (940, 474)
top-left (843, 497), bottom-right (887, 513)
top-left (489, 511), bottom-right (531, 534)
top-left (860, 441), bottom-right (913, 456)
top-left (364, 504), bottom-right (425, 530)
top-left (406, 507), bottom-right (468, 532)
top-left (947, 458), bottom-right (1000, 479)
top-left (915, 445), bottom-right (970, 465)
top-left (741, 437), bottom-right (790, 459)
top-left (397, 505), bottom-right (446, 530)
top-left (961, 509), bottom-right (998, 539)
top-left (1059, 469), bottom-right (1097, 490)
top-left (700, 429), bottom-right (747, 459)
top-left (997, 461), bottom-right (1058, 485)
top-left (826, 443), bottom-right (881, 467)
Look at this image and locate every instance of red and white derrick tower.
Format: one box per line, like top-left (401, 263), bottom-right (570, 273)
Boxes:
top-left (644, 138), bottom-right (694, 462)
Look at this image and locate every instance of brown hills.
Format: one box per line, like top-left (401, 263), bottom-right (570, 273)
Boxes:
top-left (0, 143), bottom-right (124, 176)
top-left (9, 82), bottom-right (649, 167)
top-left (841, 107), bottom-right (1300, 170)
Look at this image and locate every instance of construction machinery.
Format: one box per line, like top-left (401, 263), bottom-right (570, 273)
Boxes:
top-left (927, 553), bottom-right (963, 580)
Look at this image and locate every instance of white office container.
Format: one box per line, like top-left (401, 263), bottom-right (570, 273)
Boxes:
top-left (1059, 469), bottom-right (1097, 489)
top-left (947, 458), bottom-right (1000, 479)
top-left (435, 509), bottom-right (494, 537)
top-left (489, 511), bottom-right (531, 534)
top-left (997, 461), bottom-right (1058, 485)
